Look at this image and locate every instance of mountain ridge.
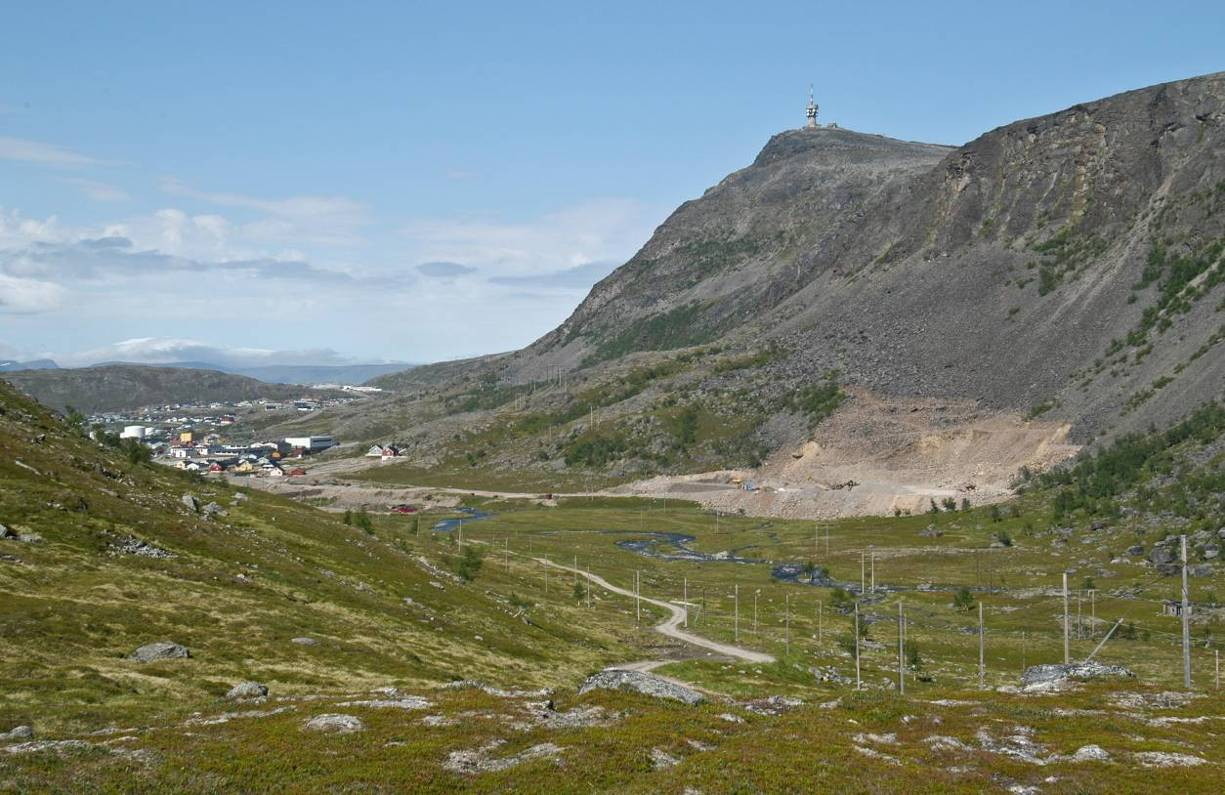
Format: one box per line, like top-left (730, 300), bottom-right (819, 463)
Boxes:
top-left (0, 364), bottom-right (344, 413)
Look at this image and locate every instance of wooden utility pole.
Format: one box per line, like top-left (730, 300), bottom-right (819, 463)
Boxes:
top-left (573, 554), bottom-right (578, 585)
top-left (1090, 589), bottom-right (1096, 638)
top-left (854, 602), bottom-right (862, 689)
top-left (870, 552), bottom-right (875, 593)
top-left (860, 552), bottom-right (866, 594)
top-left (734, 584), bottom-right (740, 643)
top-left (818, 600), bottom-right (823, 644)
top-left (1063, 572), bottom-right (1070, 664)
top-left (753, 591), bottom-right (759, 635)
top-left (1182, 535), bottom-right (1192, 689)
top-left (586, 564), bottom-right (592, 609)
top-left (785, 593), bottom-right (791, 656)
top-left (898, 600), bottom-right (905, 695)
top-left (683, 577), bottom-right (688, 628)
top-left (1216, 650), bottom-right (1220, 691)
top-left (978, 601), bottom-right (986, 689)
top-left (635, 570), bottom-right (641, 625)
top-left (1077, 593), bottom-right (1083, 640)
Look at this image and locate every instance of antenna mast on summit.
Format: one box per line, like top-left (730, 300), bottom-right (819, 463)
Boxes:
top-left (806, 85), bottom-right (819, 128)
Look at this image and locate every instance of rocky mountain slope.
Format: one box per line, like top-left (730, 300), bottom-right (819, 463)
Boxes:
top-left (0, 364), bottom-right (340, 413)
top-left (297, 74), bottom-right (1225, 506)
top-left (523, 72), bottom-right (1225, 438)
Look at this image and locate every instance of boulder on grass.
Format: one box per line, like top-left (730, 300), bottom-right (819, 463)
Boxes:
top-left (1021, 661), bottom-right (1133, 692)
top-left (303, 714), bottom-right (364, 733)
top-left (577, 669), bottom-right (703, 705)
top-left (226, 681), bottom-right (268, 700)
top-left (129, 641), bottom-right (191, 663)
top-left (1, 725), bottom-right (33, 741)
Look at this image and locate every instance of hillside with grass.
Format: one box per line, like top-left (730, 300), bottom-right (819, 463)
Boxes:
top-left (4, 375), bottom-right (1225, 790)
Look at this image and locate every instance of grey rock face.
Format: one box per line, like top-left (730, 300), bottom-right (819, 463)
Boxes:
top-left (201, 502), bottom-right (227, 518)
top-left (0, 524), bottom-right (14, 539)
top-left (650, 748), bottom-right (680, 770)
top-left (111, 536), bottom-right (174, 558)
top-left (1072, 744), bottom-right (1111, 762)
top-left (226, 682), bottom-right (268, 700)
top-left (180, 494), bottom-right (200, 513)
top-left (1, 725), bottom-right (33, 740)
top-left (302, 714), bottom-right (364, 733)
top-left (129, 641), bottom-right (191, 662)
top-left (290, 637), bottom-right (318, 646)
top-left (577, 669), bottom-right (704, 705)
top-left (496, 72), bottom-right (1225, 448)
top-left (1021, 661), bottom-right (1134, 691)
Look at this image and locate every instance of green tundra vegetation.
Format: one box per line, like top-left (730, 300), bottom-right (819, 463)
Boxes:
top-left (3, 377), bottom-right (1225, 791)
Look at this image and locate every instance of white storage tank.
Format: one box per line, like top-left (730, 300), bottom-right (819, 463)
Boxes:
top-left (120, 425), bottom-right (147, 440)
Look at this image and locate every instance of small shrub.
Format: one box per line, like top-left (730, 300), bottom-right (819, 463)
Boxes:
top-left (456, 545), bottom-right (483, 581)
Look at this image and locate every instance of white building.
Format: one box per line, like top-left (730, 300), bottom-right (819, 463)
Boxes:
top-left (120, 425), bottom-right (147, 440)
top-left (284, 436), bottom-right (335, 452)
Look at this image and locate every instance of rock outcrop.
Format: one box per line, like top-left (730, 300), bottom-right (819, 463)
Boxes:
top-left (577, 669), bottom-right (704, 705)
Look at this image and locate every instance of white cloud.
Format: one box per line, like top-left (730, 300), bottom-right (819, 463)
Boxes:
top-left (159, 178), bottom-right (369, 246)
top-left (0, 136), bottom-right (99, 167)
top-left (59, 177), bottom-right (129, 202)
top-left (0, 273), bottom-right (64, 313)
top-left (400, 198), bottom-right (656, 278)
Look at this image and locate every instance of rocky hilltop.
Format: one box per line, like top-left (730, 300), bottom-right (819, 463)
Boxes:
top-left (307, 75), bottom-right (1225, 512)
top-left (521, 72), bottom-right (1225, 440)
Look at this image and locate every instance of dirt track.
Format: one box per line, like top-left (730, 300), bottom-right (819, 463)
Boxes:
top-left (535, 556), bottom-right (775, 665)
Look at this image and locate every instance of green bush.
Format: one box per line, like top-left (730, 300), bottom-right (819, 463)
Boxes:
top-left (456, 545), bottom-right (483, 581)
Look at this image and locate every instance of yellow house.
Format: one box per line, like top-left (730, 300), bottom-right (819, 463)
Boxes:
top-left (179, 431), bottom-right (194, 444)
top-left (234, 460), bottom-right (255, 474)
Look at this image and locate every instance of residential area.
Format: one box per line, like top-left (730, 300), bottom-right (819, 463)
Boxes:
top-left (86, 397), bottom-right (347, 478)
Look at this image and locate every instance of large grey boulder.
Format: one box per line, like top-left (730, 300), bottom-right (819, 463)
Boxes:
top-left (1, 725), bottom-right (33, 741)
top-left (0, 523), bottom-right (15, 539)
top-left (303, 714), bottom-right (364, 733)
top-left (577, 669), bottom-right (704, 705)
top-left (129, 641), bottom-right (191, 662)
top-left (226, 681), bottom-right (268, 700)
top-left (1021, 661), bottom-right (1134, 691)
top-left (180, 494), bottom-right (200, 513)
top-left (201, 502), bottom-right (227, 518)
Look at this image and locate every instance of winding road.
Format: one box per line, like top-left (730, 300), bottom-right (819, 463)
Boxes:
top-left (533, 557), bottom-right (775, 665)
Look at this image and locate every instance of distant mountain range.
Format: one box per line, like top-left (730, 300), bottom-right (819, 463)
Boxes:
top-left (0, 364), bottom-right (348, 414)
top-left (0, 359), bottom-right (59, 372)
top-left (97, 361), bottom-right (415, 386)
top-left (0, 359), bottom-right (412, 385)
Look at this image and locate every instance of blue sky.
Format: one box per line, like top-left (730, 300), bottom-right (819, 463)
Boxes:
top-left (1, 1), bottom-right (1222, 366)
